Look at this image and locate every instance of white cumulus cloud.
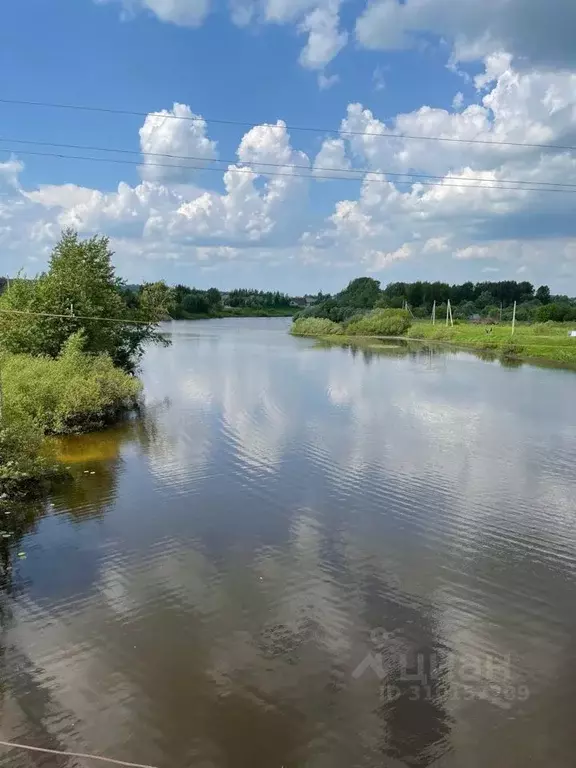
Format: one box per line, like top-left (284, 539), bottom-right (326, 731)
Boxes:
top-left (139, 103), bottom-right (218, 181)
top-left (3, 57), bottom-right (576, 291)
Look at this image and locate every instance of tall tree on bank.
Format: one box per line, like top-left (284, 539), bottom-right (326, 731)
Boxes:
top-left (0, 230), bottom-right (174, 371)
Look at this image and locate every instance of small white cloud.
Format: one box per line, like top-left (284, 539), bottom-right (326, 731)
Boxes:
top-left (101, 0), bottom-right (211, 27)
top-left (452, 91), bottom-right (464, 109)
top-left (454, 245), bottom-right (494, 260)
top-left (369, 244), bottom-right (412, 270)
top-left (0, 157), bottom-right (24, 189)
top-left (299, 2), bottom-right (348, 70)
top-left (372, 66), bottom-right (386, 91)
top-left (318, 73), bottom-right (339, 90)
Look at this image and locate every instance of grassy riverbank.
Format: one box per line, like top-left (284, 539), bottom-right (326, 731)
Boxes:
top-left (406, 321), bottom-right (576, 365)
top-left (292, 315), bottom-right (576, 367)
top-left (0, 334), bottom-right (142, 498)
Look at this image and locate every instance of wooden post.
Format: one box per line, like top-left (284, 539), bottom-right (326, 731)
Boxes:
top-left (512, 301), bottom-right (517, 335)
top-left (432, 300), bottom-right (436, 325)
top-left (446, 299), bottom-right (453, 327)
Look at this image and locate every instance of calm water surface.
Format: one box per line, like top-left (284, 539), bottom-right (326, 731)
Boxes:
top-left (2, 318), bottom-right (576, 768)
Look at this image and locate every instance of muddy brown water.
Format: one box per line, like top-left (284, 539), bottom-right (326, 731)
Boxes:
top-left (1, 318), bottom-right (576, 768)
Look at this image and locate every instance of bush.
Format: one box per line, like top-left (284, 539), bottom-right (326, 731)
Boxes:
top-left (530, 322), bottom-right (556, 335)
top-left (2, 332), bottom-right (141, 434)
top-left (345, 309), bottom-right (412, 337)
top-left (0, 418), bottom-right (58, 498)
top-left (500, 341), bottom-right (525, 358)
top-left (291, 317), bottom-right (343, 336)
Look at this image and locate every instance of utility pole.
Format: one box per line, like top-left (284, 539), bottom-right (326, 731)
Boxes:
top-left (432, 300), bottom-right (436, 325)
top-left (446, 299), bottom-right (453, 327)
top-left (512, 301), bottom-right (517, 336)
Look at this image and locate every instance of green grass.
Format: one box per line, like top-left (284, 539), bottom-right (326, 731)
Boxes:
top-left (405, 321), bottom-right (576, 365)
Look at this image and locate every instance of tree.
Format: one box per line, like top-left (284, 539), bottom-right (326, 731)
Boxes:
top-left (0, 230), bottom-right (171, 371)
top-left (206, 288), bottom-right (222, 308)
top-left (536, 302), bottom-right (575, 322)
top-left (181, 291), bottom-right (210, 315)
top-left (476, 291), bottom-right (496, 310)
top-left (453, 301), bottom-right (477, 319)
top-left (337, 278), bottom-right (381, 308)
top-left (0, 277), bottom-right (7, 295)
top-left (536, 285), bottom-right (551, 305)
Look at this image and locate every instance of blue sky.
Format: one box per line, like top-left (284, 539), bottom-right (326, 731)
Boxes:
top-left (1, 0), bottom-right (575, 293)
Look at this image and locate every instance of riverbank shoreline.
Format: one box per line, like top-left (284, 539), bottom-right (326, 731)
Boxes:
top-left (173, 308), bottom-right (297, 320)
top-left (292, 329), bottom-right (576, 369)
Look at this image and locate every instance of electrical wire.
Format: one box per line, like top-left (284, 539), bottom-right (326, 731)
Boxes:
top-left (1, 146), bottom-right (575, 194)
top-left (0, 739), bottom-right (158, 768)
top-left (2, 135), bottom-right (576, 189)
top-left (1, 97), bottom-right (575, 152)
top-left (0, 308), bottom-right (160, 325)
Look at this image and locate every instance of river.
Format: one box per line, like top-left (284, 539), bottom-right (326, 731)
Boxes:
top-left (1, 318), bottom-right (576, 768)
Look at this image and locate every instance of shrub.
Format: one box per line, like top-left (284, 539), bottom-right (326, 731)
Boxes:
top-left (291, 317), bottom-right (343, 336)
top-left (345, 309), bottom-right (412, 337)
top-left (530, 322), bottom-right (555, 335)
top-left (2, 332), bottom-right (141, 434)
top-left (500, 341), bottom-right (525, 358)
top-left (0, 418), bottom-right (58, 498)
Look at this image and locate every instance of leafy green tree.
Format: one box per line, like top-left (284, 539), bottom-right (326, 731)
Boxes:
top-left (181, 291), bottom-right (210, 315)
top-left (535, 302), bottom-right (576, 322)
top-left (453, 301), bottom-right (477, 319)
top-left (206, 288), bottom-right (222, 308)
top-left (535, 285), bottom-right (551, 304)
top-left (337, 278), bottom-right (381, 309)
top-left (0, 230), bottom-right (172, 371)
top-left (476, 291), bottom-right (496, 310)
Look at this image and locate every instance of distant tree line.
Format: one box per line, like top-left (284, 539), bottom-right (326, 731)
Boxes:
top-left (296, 278), bottom-right (576, 324)
top-left (168, 285), bottom-right (294, 318)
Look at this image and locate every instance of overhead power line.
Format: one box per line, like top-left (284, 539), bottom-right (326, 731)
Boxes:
top-left (2, 135), bottom-right (576, 189)
top-left (0, 308), bottom-right (159, 325)
top-left (1, 97), bottom-right (575, 153)
top-left (1, 146), bottom-right (575, 194)
top-left (0, 740), bottom-right (158, 768)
